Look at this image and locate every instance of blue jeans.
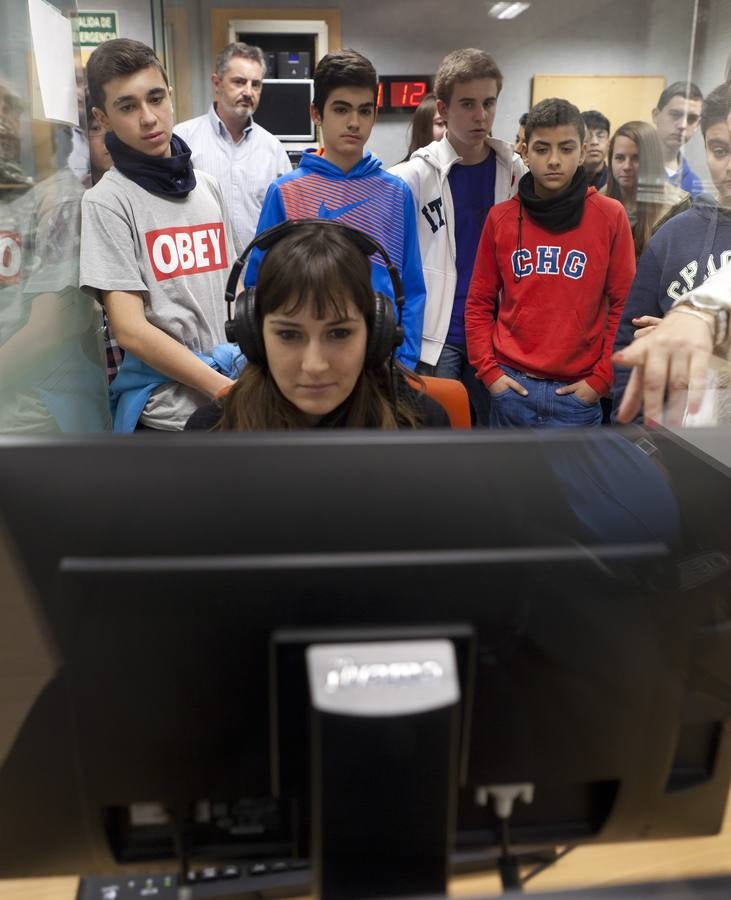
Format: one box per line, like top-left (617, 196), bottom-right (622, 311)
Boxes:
top-left (417, 344), bottom-right (492, 427)
top-left (489, 365), bottom-right (603, 428)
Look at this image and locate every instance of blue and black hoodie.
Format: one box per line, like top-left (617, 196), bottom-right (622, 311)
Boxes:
top-left (612, 194), bottom-right (731, 414)
top-left (244, 149), bottom-right (426, 370)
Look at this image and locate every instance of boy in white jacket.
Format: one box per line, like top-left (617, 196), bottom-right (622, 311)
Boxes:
top-left (391, 48), bottom-right (526, 424)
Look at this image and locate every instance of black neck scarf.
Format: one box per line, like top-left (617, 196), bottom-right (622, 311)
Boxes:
top-left (105, 132), bottom-right (196, 198)
top-left (518, 167), bottom-right (588, 233)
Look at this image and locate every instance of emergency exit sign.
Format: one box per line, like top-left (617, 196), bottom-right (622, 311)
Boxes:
top-left (79, 10), bottom-right (119, 53)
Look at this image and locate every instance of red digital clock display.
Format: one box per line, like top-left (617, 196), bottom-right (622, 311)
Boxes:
top-left (376, 76), bottom-right (432, 112)
top-left (389, 80), bottom-right (427, 108)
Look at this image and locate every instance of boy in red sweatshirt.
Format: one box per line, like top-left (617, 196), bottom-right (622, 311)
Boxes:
top-left (465, 98), bottom-right (635, 427)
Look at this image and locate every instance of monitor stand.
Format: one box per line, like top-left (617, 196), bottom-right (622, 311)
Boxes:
top-left (307, 639), bottom-right (461, 900)
top-left (77, 638), bottom-right (462, 900)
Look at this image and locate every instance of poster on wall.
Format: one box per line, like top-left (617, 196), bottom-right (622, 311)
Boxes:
top-left (27, 0), bottom-right (79, 125)
top-left (78, 10), bottom-right (119, 65)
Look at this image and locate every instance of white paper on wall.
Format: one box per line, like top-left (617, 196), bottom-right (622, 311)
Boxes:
top-left (27, 0), bottom-right (79, 126)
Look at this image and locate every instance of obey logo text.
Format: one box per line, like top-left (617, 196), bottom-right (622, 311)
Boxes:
top-left (0, 232), bottom-right (22, 285)
top-left (145, 223), bottom-right (228, 282)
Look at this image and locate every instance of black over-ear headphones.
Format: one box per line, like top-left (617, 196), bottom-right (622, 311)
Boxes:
top-left (224, 218), bottom-right (405, 369)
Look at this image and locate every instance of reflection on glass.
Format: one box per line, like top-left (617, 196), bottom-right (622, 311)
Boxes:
top-left (605, 120), bottom-right (692, 259)
top-left (0, 17), bottom-right (110, 435)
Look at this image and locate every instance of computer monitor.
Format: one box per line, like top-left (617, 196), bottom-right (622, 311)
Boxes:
top-left (255, 80), bottom-right (315, 141)
top-left (0, 428), bottom-right (729, 884)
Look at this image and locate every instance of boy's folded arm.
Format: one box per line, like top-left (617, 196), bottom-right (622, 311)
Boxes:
top-left (103, 290), bottom-right (234, 399)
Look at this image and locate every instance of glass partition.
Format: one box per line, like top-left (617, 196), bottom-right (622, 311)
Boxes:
top-left (2, 0), bottom-right (730, 435)
top-left (0, 0), bottom-right (110, 434)
top-left (160, 0), bottom-right (730, 431)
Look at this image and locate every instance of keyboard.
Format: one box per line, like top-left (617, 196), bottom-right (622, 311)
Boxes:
top-left (77, 859), bottom-right (311, 899)
top-left (77, 863), bottom-right (731, 899)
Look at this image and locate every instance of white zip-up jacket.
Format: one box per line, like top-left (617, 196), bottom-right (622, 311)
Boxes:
top-left (390, 136), bottom-right (526, 365)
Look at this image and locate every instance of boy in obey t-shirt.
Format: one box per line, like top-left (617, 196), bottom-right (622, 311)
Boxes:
top-left (80, 38), bottom-right (239, 431)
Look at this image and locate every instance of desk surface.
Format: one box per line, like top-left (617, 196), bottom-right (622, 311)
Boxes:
top-left (2, 796), bottom-right (730, 900)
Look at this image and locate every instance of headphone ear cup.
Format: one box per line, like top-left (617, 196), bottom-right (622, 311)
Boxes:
top-left (366, 293), bottom-right (400, 369)
top-left (233, 287), bottom-right (266, 366)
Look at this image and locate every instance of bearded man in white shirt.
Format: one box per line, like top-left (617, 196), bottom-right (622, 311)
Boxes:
top-left (175, 42), bottom-right (291, 249)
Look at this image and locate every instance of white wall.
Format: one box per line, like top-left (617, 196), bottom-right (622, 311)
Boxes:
top-left (115, 0), bottom-right (730, 176)
top-left (184, 0), bottom-right (652, 165)
top-left (369, 0), bottom-right (653, 166)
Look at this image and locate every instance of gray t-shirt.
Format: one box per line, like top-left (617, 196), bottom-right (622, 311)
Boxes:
top-left (80, 167), bottom-right (237, 430)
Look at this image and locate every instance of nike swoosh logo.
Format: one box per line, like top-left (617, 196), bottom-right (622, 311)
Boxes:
top-left (318, 198), bottom-right (369, 220)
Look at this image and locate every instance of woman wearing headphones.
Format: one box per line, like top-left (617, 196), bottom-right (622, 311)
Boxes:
top-left (185, 220), bottom-right (449, 430)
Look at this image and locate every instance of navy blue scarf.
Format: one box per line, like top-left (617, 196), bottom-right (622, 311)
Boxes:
top-left (105, 132), bottom-right (196, 198)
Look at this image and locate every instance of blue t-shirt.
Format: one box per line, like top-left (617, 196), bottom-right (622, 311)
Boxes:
top-left (446, 151), bottom-right (497, 346)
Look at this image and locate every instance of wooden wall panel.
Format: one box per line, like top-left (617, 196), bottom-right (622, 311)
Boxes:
top-left (532, 75), bottom-right (667, 132)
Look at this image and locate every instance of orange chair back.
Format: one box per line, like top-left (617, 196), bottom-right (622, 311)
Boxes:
top-left (407, 374), bottom-right (472, 430)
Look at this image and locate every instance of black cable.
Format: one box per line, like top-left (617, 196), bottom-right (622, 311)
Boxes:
top-left (497, 816), bottom-right (522, 892)
top-left (389, 354), bottom-right (399, 416)
top-left (500, 817), bottom-right (511, 858)
top-left (513, 200), bottom-right (524, 284)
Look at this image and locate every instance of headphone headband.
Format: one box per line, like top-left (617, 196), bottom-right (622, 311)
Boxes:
top-left (224, 218), bottom-right (405, 329)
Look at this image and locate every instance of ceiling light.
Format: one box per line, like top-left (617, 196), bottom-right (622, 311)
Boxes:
top-left (488, 2), bottom-right (531, 19)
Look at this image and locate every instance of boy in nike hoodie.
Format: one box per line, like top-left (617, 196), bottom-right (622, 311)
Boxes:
top-left (245, 49), bottom-right (425, 370)
top-left (465, 98), bottom-right (635, 428)
top-left (390, 48), bottom-right (525, 424)
top-left (613, 82), bottom-right (731, 417)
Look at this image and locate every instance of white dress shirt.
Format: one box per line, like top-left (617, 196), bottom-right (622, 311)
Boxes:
top-left (175, 104), bottom-right (292, 250)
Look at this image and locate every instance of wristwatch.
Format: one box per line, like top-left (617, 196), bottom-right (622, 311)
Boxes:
top-left (673, 293), bottom-right (729, 351)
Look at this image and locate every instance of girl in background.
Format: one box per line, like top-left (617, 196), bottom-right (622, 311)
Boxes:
top-left (403, 93), bottom-right (446, 161)
top-left (603, 120), bottom-right (691, 258)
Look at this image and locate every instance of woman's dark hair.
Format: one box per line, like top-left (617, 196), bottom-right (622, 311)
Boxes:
top-left (403, 93), bottom-right (440, 160)
top-left (218, 223), bottom-right (421, 430)
top-left (605, 120), bottom-right (669, 258)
